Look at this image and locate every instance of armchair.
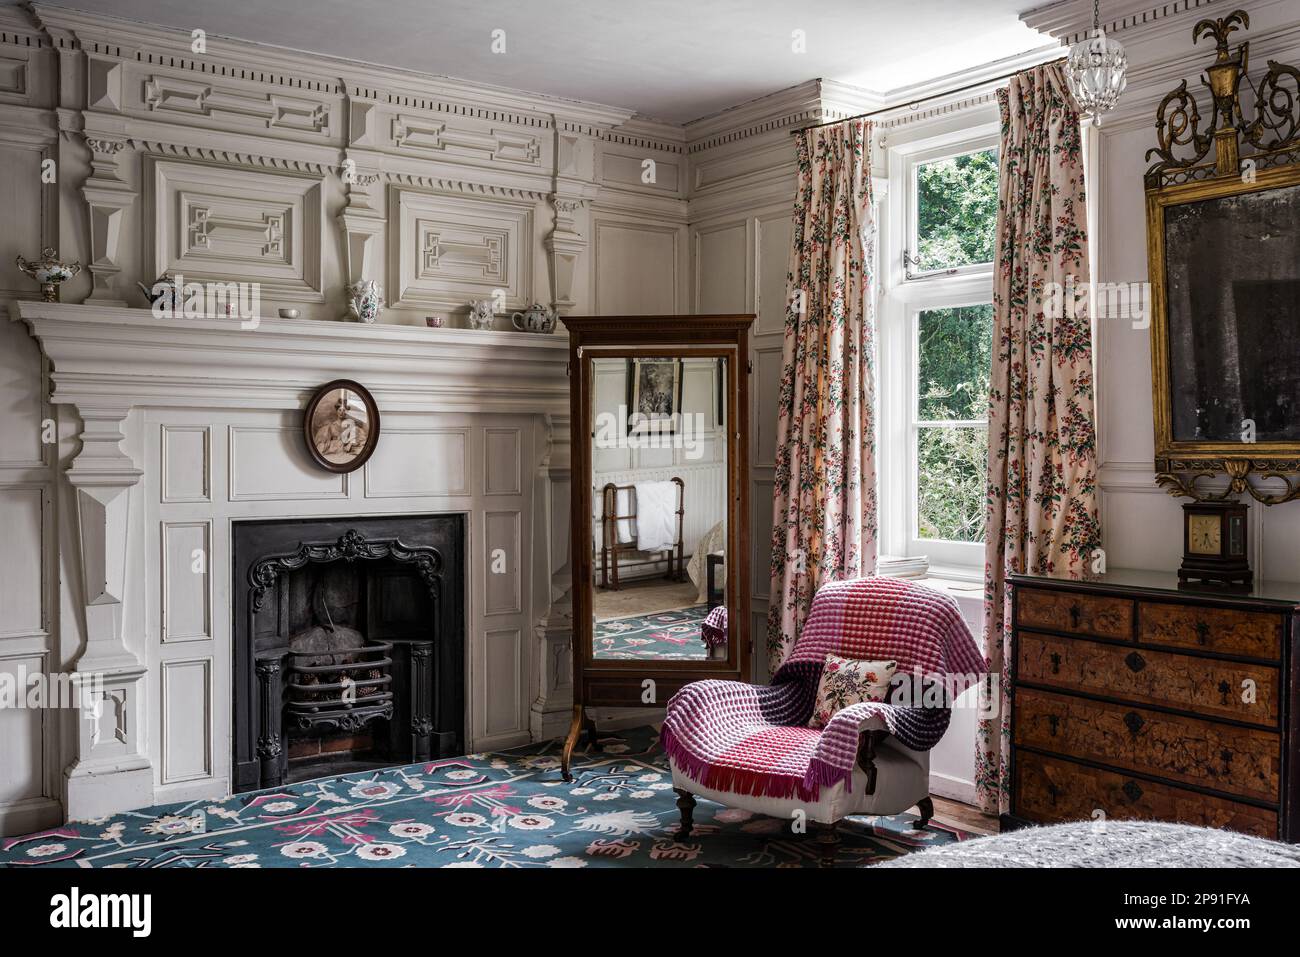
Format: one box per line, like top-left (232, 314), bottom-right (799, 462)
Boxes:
top-left (660, 576), bottom-right (985, 865)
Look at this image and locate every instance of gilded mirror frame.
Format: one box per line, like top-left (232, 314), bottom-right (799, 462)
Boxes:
top-left (1144, 9), bottom-right (1300, 503)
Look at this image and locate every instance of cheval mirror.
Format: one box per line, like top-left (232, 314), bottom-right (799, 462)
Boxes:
top-left (560, 315), bottom-right (755, 780)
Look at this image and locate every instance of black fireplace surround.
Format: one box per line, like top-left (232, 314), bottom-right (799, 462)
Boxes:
top-left (232, 515), bottom-right (465, 793)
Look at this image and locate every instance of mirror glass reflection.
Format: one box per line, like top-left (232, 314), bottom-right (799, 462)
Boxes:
top-left (590, 355), bottom-right (729, 661)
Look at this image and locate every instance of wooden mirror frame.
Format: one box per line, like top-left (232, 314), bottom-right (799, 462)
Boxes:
top-left (559, 315), bottom-right (755, 780)
top-left (1144, 9), bottom-right (1300, 504)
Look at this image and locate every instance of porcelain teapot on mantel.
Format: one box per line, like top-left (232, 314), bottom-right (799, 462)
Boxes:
top-left (511, 302), bottom-right (557, 334)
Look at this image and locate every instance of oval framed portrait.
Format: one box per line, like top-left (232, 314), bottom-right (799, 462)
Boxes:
top-left (303, 379), bottom-right (380, 473)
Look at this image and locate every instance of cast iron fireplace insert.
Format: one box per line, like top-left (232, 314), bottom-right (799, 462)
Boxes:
top-left (231, 515), bottom-right (465, 793)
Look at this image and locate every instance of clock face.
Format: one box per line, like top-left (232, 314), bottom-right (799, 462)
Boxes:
top-left (1188, 514), bottom-right (1222, 556)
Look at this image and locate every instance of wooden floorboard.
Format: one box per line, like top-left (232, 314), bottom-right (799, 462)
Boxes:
top-left (932, 795), bottom-right (999, 836)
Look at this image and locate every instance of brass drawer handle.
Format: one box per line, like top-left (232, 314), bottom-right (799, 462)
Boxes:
top-left (1050, 652), bottom-right (1062, 674)
top-left (1048, 714), bottom-right (1060, 736)
top-left (1194, 620), bottom-right (1210, 644)
top-left (1069, 603), bottom-right (1082, 628)
top-left (1124, 711), bottom-right (1145, 735)
top-left (1122, 780), bottom-right (1143, 802)
top-left (1218, 679), bottom-right (1231, 704)
top-left (1125, 651), bottom-right (1146, 673)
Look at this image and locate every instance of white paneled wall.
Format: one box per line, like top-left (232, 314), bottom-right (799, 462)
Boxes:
top-left (687, 95), bottom-right (813, 678)
top-left (0, 310), bottom-right (57, 836)
top-left (0, 10), bottom-right (59, 835)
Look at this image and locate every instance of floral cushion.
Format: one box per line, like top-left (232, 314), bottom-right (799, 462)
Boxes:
top-left (808, 653), bottom-right (898, 729)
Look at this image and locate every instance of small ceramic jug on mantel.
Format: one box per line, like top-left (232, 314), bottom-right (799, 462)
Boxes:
top-left (346, 279), bottom-right (383, 323)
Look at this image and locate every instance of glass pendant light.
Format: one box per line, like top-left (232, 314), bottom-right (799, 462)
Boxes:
top-left (1064, 0), bottom-right (1127, 125)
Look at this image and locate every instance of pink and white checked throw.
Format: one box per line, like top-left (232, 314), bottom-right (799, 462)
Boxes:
top-left (700, 605), bottom-right (727, 648)
top-left (660, 576), bottom-right (986, 802)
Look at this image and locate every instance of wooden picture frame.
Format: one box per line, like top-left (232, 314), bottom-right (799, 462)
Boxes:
top-left (303, 379), bottom-right (380, 473)
top-left (625, 356), bottom-right (683, 436)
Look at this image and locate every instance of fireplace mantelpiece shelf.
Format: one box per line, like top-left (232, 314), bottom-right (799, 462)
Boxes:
top-left (11, 303), bottom-right (569, 414)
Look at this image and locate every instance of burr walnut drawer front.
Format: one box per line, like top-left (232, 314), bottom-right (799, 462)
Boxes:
top-left (1016, 632), bottom-right (1280, 726)
top-left (1137, 602), bottom-right (1283, 661)
top-left (1013, 751), bottom-right (1278, 838)
top-left (1013, 688), bottom-right (1280, 802)
top-left (1016, 588), bottom-right (1132, 640)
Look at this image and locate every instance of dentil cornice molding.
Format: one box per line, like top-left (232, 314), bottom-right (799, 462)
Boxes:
top-left (684, 79), bottom-right (827, 154)
top-left (28, 3), bottom-right (637, 135)
top-left (1022, 0), bottom-right (1222, 44)
top-left (131, 138), bottom-right (335, 175)
top-left (1028, 0), bottom-right (1300, 133)
top-left (381, 169), bottom-right (552, 203)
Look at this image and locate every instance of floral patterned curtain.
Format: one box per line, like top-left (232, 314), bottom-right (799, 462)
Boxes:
top-left (767, 119), bottom-right (878, 674)
top-left (976, 64), bottom-right (1101, 814)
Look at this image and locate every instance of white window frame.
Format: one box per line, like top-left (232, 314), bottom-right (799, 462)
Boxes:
top-left (878, 121), bottom-right (999, 579)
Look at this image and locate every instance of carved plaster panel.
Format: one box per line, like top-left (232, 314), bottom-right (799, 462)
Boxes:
top-left (148, 158), bottom-right (324, 301)
top-left (389, 187), bottom-right (534, 310)
top-left (141, 74), bottom-right (332, 137)
top-left (391, 114), bottom-right (541, 166)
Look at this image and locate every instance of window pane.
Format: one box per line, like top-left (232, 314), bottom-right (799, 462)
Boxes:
top-left (915, 148), bottom-right (998, 271)
top-left (917, 426), bottom-right (986, 543)
top-left (918, 304), bottom-right (993, 420)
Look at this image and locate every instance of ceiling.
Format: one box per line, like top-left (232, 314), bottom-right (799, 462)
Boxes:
top-left (52, 0), bottom-right (1053, 123)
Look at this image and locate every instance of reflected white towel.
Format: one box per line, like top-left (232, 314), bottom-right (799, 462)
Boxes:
top-left (633, 480), bottom-right (677, 552)
top-left (615, 487), bottom-right (636, 544)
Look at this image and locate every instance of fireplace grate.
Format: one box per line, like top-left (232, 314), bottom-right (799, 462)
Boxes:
top-left (285, 640), bottom-right (395, 732)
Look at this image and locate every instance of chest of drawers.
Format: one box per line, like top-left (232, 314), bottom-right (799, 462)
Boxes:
top-left (1007, 569), bottom-right (1300, 841)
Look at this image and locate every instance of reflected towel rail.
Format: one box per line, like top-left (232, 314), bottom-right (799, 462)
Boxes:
top-left (599, 477), bottom-right (685, 590)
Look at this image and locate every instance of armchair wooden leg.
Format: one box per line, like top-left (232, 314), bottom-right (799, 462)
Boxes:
top-left (816, 820), bottom-right (841, 868)
top-left (673, 788), bottom-right (697, 840)
top-left (912, 795), bottom-right (934, 830)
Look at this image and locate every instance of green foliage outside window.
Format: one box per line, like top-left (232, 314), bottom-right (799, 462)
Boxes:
top-left (916, 305), bottom-right (993, 544)
top-left (914, 148), bottom-right (998, 272)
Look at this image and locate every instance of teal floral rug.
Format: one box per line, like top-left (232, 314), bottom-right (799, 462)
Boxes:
top-left (0, 727), bottom-right (969, 868)
top-left (593, 606), bottom-right (710, 660)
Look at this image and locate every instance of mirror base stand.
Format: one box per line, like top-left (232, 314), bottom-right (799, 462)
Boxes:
top-left (561, 704), bottom-right (599, 781)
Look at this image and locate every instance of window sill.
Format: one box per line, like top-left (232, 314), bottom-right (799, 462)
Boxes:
top-left (878, 556), bottom-right (984, 585)
top-left (878, 560), bottom-right (984, 620)
top-left (922, 563), bottom-right (985, 586)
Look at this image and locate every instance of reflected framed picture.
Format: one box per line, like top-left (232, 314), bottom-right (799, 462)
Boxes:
top-left (626, 357), bottom-right (682, 436)
top-left (303, 379), bottom-right (380, 473)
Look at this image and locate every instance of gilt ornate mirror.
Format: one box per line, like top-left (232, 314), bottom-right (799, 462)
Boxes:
top-left (560, 315), bottom-right (754, 780)
top-left (1145, 9), bottom-right (1300, 503)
